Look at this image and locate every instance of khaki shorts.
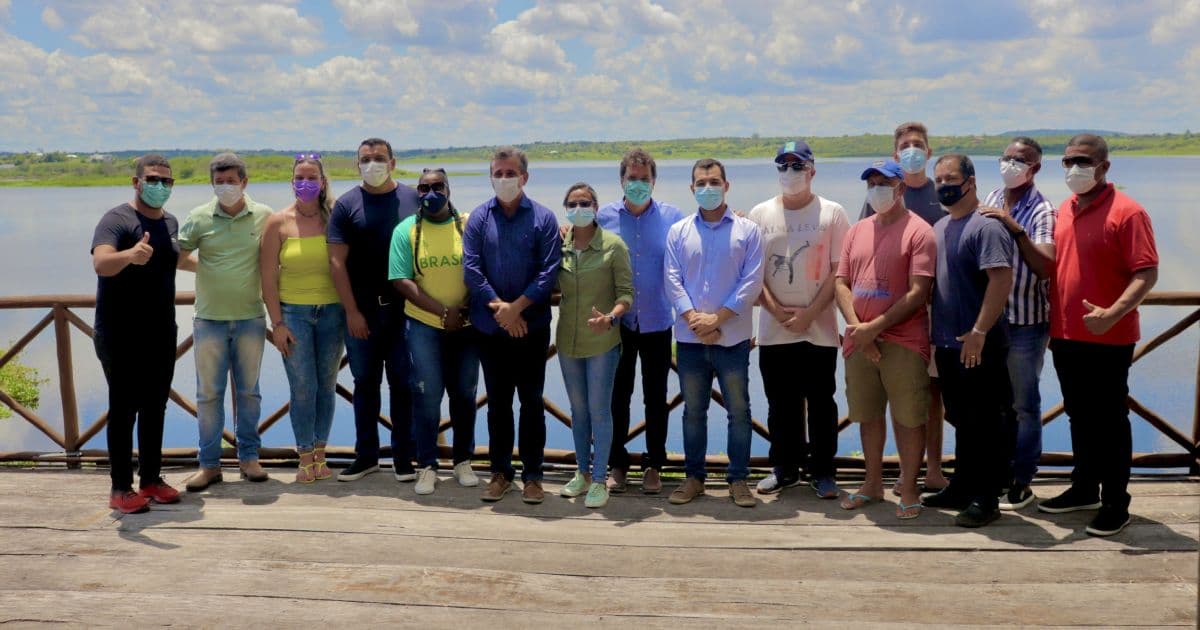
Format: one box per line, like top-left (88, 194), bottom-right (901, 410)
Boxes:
top-left (845, 341), bottom-right (931, 428)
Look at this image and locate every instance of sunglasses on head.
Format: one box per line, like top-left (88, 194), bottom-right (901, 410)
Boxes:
top-left (142, 175), bottom-right (175, 186)
top-left (565, 201), bottom-right (594, 209)
top-left (416, 182), bottom-right (447, 193)
top-left (294, 152), bottom-right (322, 162)
top-left (775, 162), bottom-right (810, 173)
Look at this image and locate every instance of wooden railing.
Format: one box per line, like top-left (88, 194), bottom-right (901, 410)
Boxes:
top-left (0, 292), bottom-right (1197, 475)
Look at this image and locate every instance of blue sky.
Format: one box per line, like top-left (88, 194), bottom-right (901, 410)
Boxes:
top-left (0, 0), bottom-right (1197, 152)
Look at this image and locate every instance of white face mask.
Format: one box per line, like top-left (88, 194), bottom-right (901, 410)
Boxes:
top-left (213, 183), bottom-right (243, 207)
top-left (1000, 160), bottom-right (1032, 189)
top-left (1064, 164), bottom-right (1097, 195)
top-left (866, 184), bottom-right (898, 214)
top-left (360, 161), bottom-right (391, 187)
top-left (492, 176), bottom-right (522, 203)
top-left (779, 170), bottom-right (811, 196)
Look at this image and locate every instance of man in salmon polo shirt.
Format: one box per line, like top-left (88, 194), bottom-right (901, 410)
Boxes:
top-left (835, 159), bottom-right (936, 520)
top-left (1036, 134), bottom-right (1158, 537)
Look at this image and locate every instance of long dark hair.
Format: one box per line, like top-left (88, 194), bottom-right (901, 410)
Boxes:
top-left (293, 157), bottom-right (333, 222)
top-left (413, 168), bottom-right (462, 276)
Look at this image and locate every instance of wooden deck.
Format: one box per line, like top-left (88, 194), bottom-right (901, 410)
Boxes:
top-left (0, 467), bottom-right (1196, 628)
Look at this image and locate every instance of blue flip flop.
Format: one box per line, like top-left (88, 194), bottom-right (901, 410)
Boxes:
top-left (840, 492), bottom-right (883, 510)
top-left (896, 501), bottom-right (924, 520)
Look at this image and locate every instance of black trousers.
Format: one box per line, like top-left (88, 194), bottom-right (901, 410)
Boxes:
top-left (94, 325), bottom-right (177, 492)
top-left (479, 327), bottom-right (550, 482)
top-left (1051, 338), bottom-right (1135, 510)
top-left (758, 341), bottom-right (839, 479)
top-left (609, 326), bottom-right (672, 471)
top-left (936, 343), bottom-right (1012, 510)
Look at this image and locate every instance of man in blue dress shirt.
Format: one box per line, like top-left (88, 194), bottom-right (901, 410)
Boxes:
top-left (462, 146), bottom-right (563, 505)
top-left (596, 148), bottom-right (683, 495)
top-left (664, 158), bottom-right (765, 508)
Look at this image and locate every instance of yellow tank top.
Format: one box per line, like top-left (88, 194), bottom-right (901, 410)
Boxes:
top-left (279, 236), bottom-right (339, 305)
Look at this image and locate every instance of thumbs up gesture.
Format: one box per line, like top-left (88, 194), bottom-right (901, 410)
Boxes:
top-left (586, 306), bottom-right (612, 333)
top-left (1081, 299), bottom-right (1117, 336)
top-left (129, 232), bottom-right (154, 265)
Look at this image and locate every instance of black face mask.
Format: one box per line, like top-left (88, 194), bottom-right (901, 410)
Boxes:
top-left (936, 181), bottom-right (969, 206)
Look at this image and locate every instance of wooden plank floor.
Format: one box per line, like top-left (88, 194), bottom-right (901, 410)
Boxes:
top-left (0, 467), bottom-right (1196, 628)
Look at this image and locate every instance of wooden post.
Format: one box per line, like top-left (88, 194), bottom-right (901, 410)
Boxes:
top-left (1192, 339), bottom-right (1200, 476)
top-left (52, 306), bottom-right (81, 469)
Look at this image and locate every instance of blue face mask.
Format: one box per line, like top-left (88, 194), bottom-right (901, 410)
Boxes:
top-left (898, 147), bottom-right (927, 174)
top-left (623, 179), bottom-right (652, 206)
top-left (139, 181), bottom-right (172, 208)
top-left (420, 191), bottom-right (448, 213)
top-left (694, 186), bottom-right (724, 211)
top-left (566, 206), bottom-right (596, 227)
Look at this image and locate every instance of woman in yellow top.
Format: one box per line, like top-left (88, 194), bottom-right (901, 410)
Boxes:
top-left (387, 168), bottom-right (479, 496)
top-left (556, 182), bottom-right (633, 508)
top-left (260, 155), bottom-right (345, 483)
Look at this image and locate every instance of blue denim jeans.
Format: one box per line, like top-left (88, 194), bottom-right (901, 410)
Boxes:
top-left (676, 340), bottom-right (753, 482)
top-left (559, 345), bottom-right (620, 483)
top-left (194, 317), bottom-right (266, 468)
top-left (1007, 322), bottom-right (1049, 485)
top-left (406, 318), bottom-right (480, 469)
top-left (280, 303), bottom-right (345, 451)
top-left (344, 302), bottom-right (412, 470)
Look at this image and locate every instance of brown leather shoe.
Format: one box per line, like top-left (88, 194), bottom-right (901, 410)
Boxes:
top-left (239, 460), bottom-right (269, 482)
top-left (607, 468), bottom-right (627, 493)
top-left (480, 473), bottom-right (512, 502)
top-left (729, 480), bottom-right (757, 507)
top-left (522, 479), bottom-right (544, 504)
top-left (641, 467), bottom-right (662, 494)
top-left (185, 467), bottom-right (223, 492)
top-left (669, 477), bottom-right (705, 505)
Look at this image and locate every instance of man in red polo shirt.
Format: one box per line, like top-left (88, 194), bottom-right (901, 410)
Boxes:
top-left (1036, 134), bottom-right (1158, 537)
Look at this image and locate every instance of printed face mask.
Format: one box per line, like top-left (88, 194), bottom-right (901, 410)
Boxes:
top-left (213, 183), bottom-right (242, 207)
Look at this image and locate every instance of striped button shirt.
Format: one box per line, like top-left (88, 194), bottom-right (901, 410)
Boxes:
top-left (983, 185), bottom-right (1056, 325)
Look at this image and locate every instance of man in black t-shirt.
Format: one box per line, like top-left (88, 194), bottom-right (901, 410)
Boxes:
top-left (327, 138), bottom-right (420, 482)
top-left (90, 154), bottom-right (184, 514)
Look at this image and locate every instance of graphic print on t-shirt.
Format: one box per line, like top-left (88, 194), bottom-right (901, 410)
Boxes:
top-left (769, 240), bottom-right (810, 284)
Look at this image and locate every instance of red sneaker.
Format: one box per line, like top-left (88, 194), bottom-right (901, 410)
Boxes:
top-left (138, 478), bottom-right (181, 504)
top-left (109, 490), bottom-right (150, 514)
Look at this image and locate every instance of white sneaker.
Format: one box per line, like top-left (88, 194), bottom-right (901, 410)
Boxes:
top-left (453, 461), bottom-right (479, 487)
top-left (756, 472), bottom-right (801, 495)
top-left (414, 467), bottom-right (437, 495)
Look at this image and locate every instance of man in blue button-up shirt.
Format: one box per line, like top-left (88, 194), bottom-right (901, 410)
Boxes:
top-left (595, 149), bottom-right (682, 494)
top-left (664, 158), bottom-right (765, 508)
top-left (462, 146), bottom-right (562, 505)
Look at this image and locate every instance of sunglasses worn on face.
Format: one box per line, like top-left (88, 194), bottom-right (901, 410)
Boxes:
top-left (416, 182), bottom-right (447, 193)
top-left (775, 162), bottom-right (810, 173)
top-left (142, 175), bottom-right (175, 186)
top-left (1000, 156), bottom-right (1035, 166)
top-left (565, 201), bottom-right (594, 209)
top-left (1062, 156), bottom-right (1097, 167)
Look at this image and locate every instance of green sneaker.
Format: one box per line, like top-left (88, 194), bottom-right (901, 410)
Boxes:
top-left (561, 471), bottom-right (590, 497)
top-left (584, 482), bottom-right (609, 508)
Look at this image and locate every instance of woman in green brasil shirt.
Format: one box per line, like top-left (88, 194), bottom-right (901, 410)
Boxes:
top-left (556, 182), bottom-right (633, 508)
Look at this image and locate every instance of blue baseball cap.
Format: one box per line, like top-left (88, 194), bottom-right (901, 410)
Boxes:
top-left (774, 140), bottom-right (814, 164)
top-left (860, 159), bottom-right (904, 180)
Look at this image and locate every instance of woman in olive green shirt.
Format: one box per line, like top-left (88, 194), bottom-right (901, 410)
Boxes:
top-left (556, 182), bottom-right (633, 509)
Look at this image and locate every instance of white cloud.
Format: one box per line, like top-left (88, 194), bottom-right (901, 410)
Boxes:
top-left (41, 6), bottom-right (64, 30)
top-left (332, 0), bottom-right (497, 48)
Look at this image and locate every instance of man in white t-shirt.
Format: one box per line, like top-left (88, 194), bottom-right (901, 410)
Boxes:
top-left (748, 140), bottom-right (850, 498)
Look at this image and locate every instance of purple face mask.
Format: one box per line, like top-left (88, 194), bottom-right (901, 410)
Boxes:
top-left (294, 179), bottom-right (321, 203)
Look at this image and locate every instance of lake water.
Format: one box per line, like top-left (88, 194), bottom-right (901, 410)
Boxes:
top-left (0, 156), bottom-right (1195, 468)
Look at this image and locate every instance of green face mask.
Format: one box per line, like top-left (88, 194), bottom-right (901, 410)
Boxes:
top-left (623, 179), bottom-right (652, 205)
top-left (139, 181), bottom-right (172, 208)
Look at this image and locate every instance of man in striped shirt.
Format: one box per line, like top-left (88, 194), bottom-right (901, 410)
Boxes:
top-left (980, 137), bottom-right (1056, 510)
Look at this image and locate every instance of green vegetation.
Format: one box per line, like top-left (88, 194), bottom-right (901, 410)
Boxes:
top-left (3, 130), bottom-right (1198, 187)
top-left (0, 350), bottom-right (44, 420)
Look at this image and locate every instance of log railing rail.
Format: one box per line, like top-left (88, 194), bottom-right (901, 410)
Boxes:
top-left (0, 291), bottom-right (1197, 475)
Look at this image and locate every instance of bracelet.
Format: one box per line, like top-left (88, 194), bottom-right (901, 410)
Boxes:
top-left (971, 326), bottom-right (987, 336)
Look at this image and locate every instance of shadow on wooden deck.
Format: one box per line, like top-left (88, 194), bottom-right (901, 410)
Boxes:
top-left (0, 467), bottom-right (1196, 628)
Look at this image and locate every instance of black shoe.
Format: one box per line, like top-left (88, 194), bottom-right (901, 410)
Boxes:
top-left (1036, 487), bottom-right (1101, 514)
top-left (999, 484), bottom-right (1035, 511)
top-left (955, 501), bottom-right (1001, 528)
top-left (1085, 506), bottom-right (1131, 537)
top-left (336, 459), bottom-right (380, 482)
top-left (922, 486), bottom-right (970, 510)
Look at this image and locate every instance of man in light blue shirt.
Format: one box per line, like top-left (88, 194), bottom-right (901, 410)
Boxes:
top-left (596, 148), bottom-right (682, 494)
top-left (664, 158), bottom-right (764, 508)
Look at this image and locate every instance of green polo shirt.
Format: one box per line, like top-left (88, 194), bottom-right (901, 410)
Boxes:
top-left (555, 225), bottom-right (633, 359)
top-left (179, 193), bottom-right (273, 320)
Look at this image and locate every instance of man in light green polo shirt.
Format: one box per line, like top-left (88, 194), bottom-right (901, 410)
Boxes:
top-left (178, 153), bottom-right (274, 490)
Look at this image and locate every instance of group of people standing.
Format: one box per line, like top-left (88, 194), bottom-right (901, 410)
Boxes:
top-left (90, 124), bottom-right (1158, 538)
